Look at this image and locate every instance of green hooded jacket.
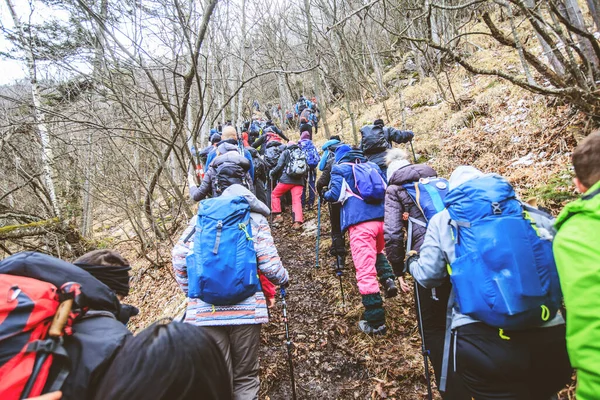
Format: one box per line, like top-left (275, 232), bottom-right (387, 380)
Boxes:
top-left (554, 180), bottom-right (600, 400)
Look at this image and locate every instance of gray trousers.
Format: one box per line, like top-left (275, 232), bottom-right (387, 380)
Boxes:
top-left (202, 324), bottom-right (262, 400)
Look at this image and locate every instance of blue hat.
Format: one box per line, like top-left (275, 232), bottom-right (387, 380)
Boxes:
top-left (334, 144), bottom-right (352, 163)
top-left (321, 139), bottom-right (340, 151)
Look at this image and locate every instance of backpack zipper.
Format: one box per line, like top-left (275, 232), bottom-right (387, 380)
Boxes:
top-left (213, 220), bottom-right (223, 254)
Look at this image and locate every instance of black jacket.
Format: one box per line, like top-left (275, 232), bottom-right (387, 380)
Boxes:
top-left (0, 252), bottom-right (131, 400)
top-left (359, 125), bottom-right (414, 170)
top-left (299, 122), bottom-right (313, 138)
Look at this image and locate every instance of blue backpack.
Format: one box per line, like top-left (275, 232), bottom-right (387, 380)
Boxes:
top-left (186, 195), bottom-right (260, 305)
top-left (402, 177), bottom-right (449, 222)
top-left (299, 140), bottom-right (320, 168)
top-left (445, 175), bottom-right (562, 329)
top-left (346, 162), bottom-right (387, 204)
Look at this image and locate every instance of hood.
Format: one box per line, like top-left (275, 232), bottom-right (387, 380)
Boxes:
top-left (334, 144), bottom-right (352, 163)
top-left (385, 148), bottom-right (411, 180)
top-left (222, 184), bottom-right (270, 216)
top-left (0, 252), bottom-right (121, 314)
top-left (388, 164), bottom-right (438, 186)
top-left (449, 166), bottom-right (485, 190)
top-left (336, 147), bottom-right (367, 164)
top-left (300, 131), bottom-right (311, 141)
top-left (322, 139), bottom-right (340, 151)
top-left (216, 142), bottom-right (241, 154)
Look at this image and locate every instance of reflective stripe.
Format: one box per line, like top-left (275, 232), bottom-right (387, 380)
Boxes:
top-left (213, 221), bottom-right (223, 254)
top-left (499, 329), bottom-right (511, 340)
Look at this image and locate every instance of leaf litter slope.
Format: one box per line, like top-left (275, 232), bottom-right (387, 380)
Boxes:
top-left (260, 207), bottom-right (434, 400)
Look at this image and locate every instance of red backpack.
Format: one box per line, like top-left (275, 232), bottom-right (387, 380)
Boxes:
top-left (0, 275), bottom-right (82, 399)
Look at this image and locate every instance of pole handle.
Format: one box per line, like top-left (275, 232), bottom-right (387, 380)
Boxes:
top-left (49, 298), bottom-right (73, 337)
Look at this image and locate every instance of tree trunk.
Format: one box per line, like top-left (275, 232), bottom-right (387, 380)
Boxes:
top-left (5, 0), bottom-right (61, 218)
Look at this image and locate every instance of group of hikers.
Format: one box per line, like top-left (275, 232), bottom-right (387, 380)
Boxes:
top-left (1, 92), bottom-right (599, 400)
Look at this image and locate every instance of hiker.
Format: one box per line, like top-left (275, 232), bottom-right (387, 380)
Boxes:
top-left (190, 126), bottom-right (254, 201)
top-left (298, 131), bottom-right (320, 210)
top-left (359, 119), bottom-right (414, 174)
top-left (205, 126), bottom-right (255, 180)
top-left (299, 117), bottom-right (313, 139)
top-left (285, 110), bottom-right (294, 129)
top-left (270, 141), bottom-right (308, 229)
top-left (0, 251), bottom-right (131, 400)
top-left (171, 183), bottom-right (289, 399)
top-left (73, 250), bottom-right (139, 325)
top-left (407, 166), bottom-right (571, 399)
top-left (323, 145), bottom-right (398, 335)
top-left (248, 120), bottom-right (262, 146)
top-left (554, 131), bottom-right (600, 400)
top-left (316, 136), bottom-right (347, 263)
top-left (383, 149), bottom-right (471, 399)
top-left (93, 320), bottom-right (232, 400)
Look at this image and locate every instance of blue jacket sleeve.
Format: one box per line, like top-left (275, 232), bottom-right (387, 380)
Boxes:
top-left (323, 166), bottom-right (342, 203)
top-left (244, 150), bottom-right (255, 180)
top-left (385, 127), bottom-right (414, 144)
top-left (205, 150), bottom-right (216, 167)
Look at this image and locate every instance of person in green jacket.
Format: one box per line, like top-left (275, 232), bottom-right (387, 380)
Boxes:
top-left (554, 131), bottom-right (600, 400)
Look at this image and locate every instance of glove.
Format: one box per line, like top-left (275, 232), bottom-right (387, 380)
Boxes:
top-left (318, 186), bottom-right (328, 198)
top-left (404, 250), bottom-right (419, 275)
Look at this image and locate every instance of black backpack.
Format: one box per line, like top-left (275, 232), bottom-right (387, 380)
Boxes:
top-left (214, 161), bottom-right (249, 194)
top-left (361, 125), bottom-right (388, 154)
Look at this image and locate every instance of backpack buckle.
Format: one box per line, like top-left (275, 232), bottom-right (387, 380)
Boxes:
top-left (491, 202), bottom-right (502, 215)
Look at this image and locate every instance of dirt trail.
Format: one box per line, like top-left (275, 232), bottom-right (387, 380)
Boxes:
top-left (259, 206), bottom-right (433, 400)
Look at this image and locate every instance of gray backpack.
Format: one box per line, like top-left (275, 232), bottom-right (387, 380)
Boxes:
top-left (286, 147), bottom-right (308, 178)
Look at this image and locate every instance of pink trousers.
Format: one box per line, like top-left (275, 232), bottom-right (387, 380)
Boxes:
top-left (271, 183), bottom-right (304, 223)
top-left (348, 220), bottom-right (385, 295)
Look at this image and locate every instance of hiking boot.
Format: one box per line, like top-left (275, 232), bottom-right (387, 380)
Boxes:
top-left (358, 320), bottom-right (387, 336)
top-left (292, 222), bottom-right (303, 230)
top-left (384, 278), bottom-right (398, 299)
top-left (272, 215), bottom-right (284, 224)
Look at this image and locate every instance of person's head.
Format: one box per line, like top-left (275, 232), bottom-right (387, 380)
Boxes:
top-left (298, 96), bottom-right (304, 102)
top-left (374, 118), bottom-right (384, 127)
top-left (73, 250), bottom-right (131, 300)
top-left (210, 133), bottom-right (221, 144)
top-left (449, 166), bottom-right (484, 190)
top-left (330, 135), bottom-right (341, 142)
top-left (572, 130), bottom-right (600, 193)
top-left (221, 125), bottom-right (237, 141)
top-left (300, 117), bottom-right (308, 124)
top-left (334, 144), bottom-right (352, 163)
top-left (300, 131), bottom-right (310, 141)
top-left (93, 320), bottom-right (232, 400)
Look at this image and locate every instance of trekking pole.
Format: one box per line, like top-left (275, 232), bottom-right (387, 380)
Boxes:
top-left (409, 140), bottom-right (417, 163)
top-left (280, 286), bottom-right (297, 400)
top-left (414, 281), bottom-right (434, 400)
top-left (269, 177), bottom-right (274, 225)
top-left (315, 196), bottom-right (321, 269)
top-left (335, 255), bottom-right (346, 308)
top-left (405, 217), bottom-right (433, 400)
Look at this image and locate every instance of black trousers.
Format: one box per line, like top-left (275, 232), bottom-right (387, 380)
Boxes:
top-left (454, 323), bottom-right (572, 400)
top-left (416, 281), bottom-right (471, 400)
top-left (328, 202), bottom-right (346, 257)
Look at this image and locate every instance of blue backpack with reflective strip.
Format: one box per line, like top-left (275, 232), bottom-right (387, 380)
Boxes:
top-left (186, 195), bottom-right (260, 305)
top-left (445, 175), bottom-right (562, 329)
top-left (402, 177), bottom-right (449, 223)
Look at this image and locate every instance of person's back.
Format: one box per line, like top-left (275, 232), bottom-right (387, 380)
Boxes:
top-left (554, 131), bottom-right (600, 400)
top-left (270, 143), bottom-right (307, 229)
top-left (408, 166), bottom-right (571, 399)
top-left (359, 119), bottom-right (413, 173)
top-left (172, 184), bottom-right (289, 399)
